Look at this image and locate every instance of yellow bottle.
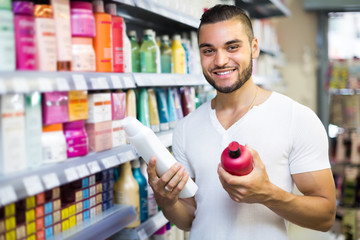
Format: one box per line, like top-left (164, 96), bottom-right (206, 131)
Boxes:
top-left (114, 162), bottom-right (140, 228)
top-left (126, 89), bottom-right (136, 118)
top-left (172, 34), bottom-right (185, 74)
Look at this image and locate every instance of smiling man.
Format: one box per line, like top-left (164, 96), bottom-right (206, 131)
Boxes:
top-left (147, 4), bottom-right (336, 240)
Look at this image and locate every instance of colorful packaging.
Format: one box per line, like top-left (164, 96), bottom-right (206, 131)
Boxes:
top-left (13, 1), bottom-right (37, 70)
top-left (42, 123), bottom-right (67, 163)
top-left (87, 93), bottom-right (112, 123)
top-left (0, 94), bottom-right (26, 174)
top-left (70, 1), bottom-right (95, 37)
top-left (111, 92), bottom-right (126, 120)
top-left (0, 9), bottom-right (15, 71)
top-left (34, 3), bottom-right (57, 71)
top-left (86, 121), bottom-right (112, 152)
top-left (63, 120), bottom-right (88, 157)
top-left (105, 3), bottom-right (124, 72)
top-left (51, 0), bottom-right (72, 70)
top-left (25, 92), bottom-right (43, 169)
top-left (42, 92), bottom-right (69, 125)
top-left (68, 90), bottom-right (88, 121)
top-left (112, 120), bottom-right (126, 147)
top-left (71, 37), bottom-right (96, 72)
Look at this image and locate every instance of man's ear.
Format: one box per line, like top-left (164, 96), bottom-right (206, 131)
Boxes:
top-left (251, 37), bottom-right (260, 59)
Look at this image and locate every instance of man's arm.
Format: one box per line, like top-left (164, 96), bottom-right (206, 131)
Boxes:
top-left (217, 146), bottom-right (336, 232)
top-left (147, 157), bottom-right (196, 231)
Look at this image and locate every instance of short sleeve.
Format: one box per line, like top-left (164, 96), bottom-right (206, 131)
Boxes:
top-left (172, 118), bottom-right (195, 178)
top-left (289, 103), bottom-right (331, 174)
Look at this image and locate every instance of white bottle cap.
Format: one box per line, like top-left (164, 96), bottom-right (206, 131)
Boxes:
top-left (129, 30), bottom-right (137, 37)
top-left (105, 3), bottom-right (116, 15)
top-left (162, 35), bottom-right (169, 41)
top-left (92, 0), bottom-right (104, 13)
top-left (173, 34), bottom-right (181, 41)
top-left (144, 29), bottom-right (153, 36)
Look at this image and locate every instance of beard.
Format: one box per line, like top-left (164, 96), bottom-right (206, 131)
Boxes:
top-left (203, 58), bottom-right (253, 94)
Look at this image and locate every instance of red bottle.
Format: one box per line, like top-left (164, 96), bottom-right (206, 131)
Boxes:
top-left (221, 141), bottom-right (253, 176)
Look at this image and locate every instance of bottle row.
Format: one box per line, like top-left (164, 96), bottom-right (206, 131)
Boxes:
top-left (0, 0), bottom-right (202, 74)
top-left (0, 86), bottom-right (215, 176)
top-left (330, 129), bottom-right (360, 165)
top-left (328, 59), bottom-right (360, 90)
top-left (330, 94), bottom-right (360, 130)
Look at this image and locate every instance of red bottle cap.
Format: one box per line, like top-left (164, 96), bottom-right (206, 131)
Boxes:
top-left (228, 141), bottom-right (241, 158)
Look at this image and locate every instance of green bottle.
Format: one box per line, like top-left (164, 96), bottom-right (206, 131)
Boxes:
top-left (160, 35), bottom-right (172, 73)
top-left (140, 29), bottom-right (157, 73)
top-left (137, 88), bottom-right (150, 127)
top-left (128, 30), bottom-right (140, 72)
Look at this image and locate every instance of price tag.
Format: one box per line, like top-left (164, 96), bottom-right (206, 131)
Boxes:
top-left (13, 78), bottom-right (29, 93)
top-left (118, 151), bottom-right (136, 163)
top-left (137, 228), bottom-right (148, 240)
top-left (23, 175), bottom-right (44, 196)
top-left (0, 186), bottom-right (17, 206)
top-left (101, 156), bottom-right (120, 169)
top-left (38, 78), bottom-right (54, 92)
top-left (72, 74), bottom-right (88, 90)
top-left (111, 75), bottom-right (122, 89)
top-left (0, 79), bottom-right (7, 93)
top-left (42, 173), bottom-right (60, 190)
top-left (134, 75), bottom-right (144, 86)
top-left (56, 77), bottom-right (70, 91)
top-left (65, 167), bottom-right (79, 182)
top-left (87, 161), bottom-right (101, 174)
top-left (76, 164), bottom-right (90, 178)
top-left (123, 76), bottom-right (134, 88)
top-left (90, 77), bottom-right (109, 89)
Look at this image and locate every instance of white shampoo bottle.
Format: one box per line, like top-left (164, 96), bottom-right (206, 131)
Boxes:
top-left (122, 116), bottom-right (198, 198)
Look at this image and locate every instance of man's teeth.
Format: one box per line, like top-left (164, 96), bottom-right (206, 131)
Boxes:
top-left (217, 70), bottom-right (234, 75)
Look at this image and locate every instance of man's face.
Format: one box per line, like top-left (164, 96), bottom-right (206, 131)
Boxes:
top-left (198, 19), bottom-right (257, 93)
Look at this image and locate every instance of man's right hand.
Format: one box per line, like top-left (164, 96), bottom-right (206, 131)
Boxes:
top-left (147, 156), bottom-right (190, 209)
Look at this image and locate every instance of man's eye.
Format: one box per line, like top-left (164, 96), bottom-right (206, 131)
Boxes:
top-left (228, 45), bottom-right (239, 51)
top-left (202, 49), bottom-right (214, 55)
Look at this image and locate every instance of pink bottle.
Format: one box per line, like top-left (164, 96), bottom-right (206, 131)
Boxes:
top-left (13, 1), bottom-right (37, 70)
top-left (70, 1), bottom-right (95, 37)
top-left (221, 141), bottom-right (253, 176)
top-left (63, 120), bottom-right (88, 157)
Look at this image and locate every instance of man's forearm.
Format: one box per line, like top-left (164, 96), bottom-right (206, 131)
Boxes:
top-left (161, 197), bottom-right (196, 231)
top-left (264, 184), bottom-right (335, 231)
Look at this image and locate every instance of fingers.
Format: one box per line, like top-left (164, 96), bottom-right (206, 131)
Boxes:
top-left (245, 145), bottom-right (263, 169)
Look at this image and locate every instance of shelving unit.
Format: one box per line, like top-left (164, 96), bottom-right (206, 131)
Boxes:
top-left (236, 0), bottom-right (290, 18)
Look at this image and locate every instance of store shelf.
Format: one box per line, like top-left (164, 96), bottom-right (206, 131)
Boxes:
top-left (114, 0), bottom-right (199, 35)
top-left (236, 0), bottom-right (291, 18)
top-left (133, 73), bottom-right (208, 87)
top-left (136, 211), bottom-right (168, 240)
top-left (0, 72), bottom-right (208, 94)
top-left (303, 0), bottom-right (360, 12)
top-left (51, 204), bottom-right (138, 240)
top-left (0, 130), bottom-right (174, 206)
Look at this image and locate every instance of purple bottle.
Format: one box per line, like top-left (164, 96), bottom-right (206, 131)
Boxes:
top-left (13, 1), bottom-right (37, 70)
top-left (63, 120), bottom-right (88, 157)
top-left (221, 141), bottom-right (253, 176)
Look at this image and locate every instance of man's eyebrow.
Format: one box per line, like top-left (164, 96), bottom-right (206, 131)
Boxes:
top-left (199, 39), bottom-right (243, 49)
top-left (199, 43), bottom-right (213, 48)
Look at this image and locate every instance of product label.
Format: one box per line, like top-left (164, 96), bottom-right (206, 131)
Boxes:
top-left (71, 11), bottom-right (95, 37)
top-left (35, 18), bottom-right (56, 71)
top-left (68, 91), bottom-right (88, 121)
top-left (15, 17), bottom-right (36, 70)
top-left (114, 191), bottom-right (140, 227)
top-left (0, 10), bottom-right (15, 71)
top-left (52, 0), bottom-right (72, 61)
top-left (72, 44), bottom-right (96, 71)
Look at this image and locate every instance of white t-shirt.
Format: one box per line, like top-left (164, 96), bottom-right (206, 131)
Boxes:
top-left (172, 92), bottom-right (330, 240)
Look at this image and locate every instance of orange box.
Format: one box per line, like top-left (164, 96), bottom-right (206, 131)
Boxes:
top-left (36, 230), bottom-right (45, 240)
top-left (35, 205), bottom-right (44, 218)
top-left (36, 193), bottom-right (45, 205)
top-left (36, 218), bottom-right (44, 231)
top-left (68, 91), bottom-right (88, 121)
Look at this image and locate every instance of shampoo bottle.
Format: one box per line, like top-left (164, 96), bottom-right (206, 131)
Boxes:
top-left (34, 1), bottom-right (56, 71)
top-left (114, 162), bottom-right (140, 228)
top-left (105, 3), bottom-right (124, 72)
top-left (140, 158), bottom-right (158, 217)
top-left (122, 21), bottom-right (132, 73)
top-left (92, 0), bottom-right (112, 72)
top-left (128, 30), bottom-right (140, 72)
top-left (13, 0), bottom-right (37, 70)
top-left (148, 88), bottom-right (160, 133)
top-left (172, 34), bottom-right (185, 74)
top-left (140, 29), bottom-right (157, 73)
top-left (160, 35), bottom-right (172, 73)
top-left (131, 159), bottom-right (148, 223)
top-left (221, 141), bottom-right (253, 176)
top-left (121, 116), bottom-right (198, 198)
top-left (155, 88), bottom-right (169, 131)
top-left (0, 2), bottom-right (16, 71)
top-left (126, 89), bottom-right (136, 118)
top-left (51, 0), bottom-right (72, 71)
top-left (138, 88), bottom-right (150, 128)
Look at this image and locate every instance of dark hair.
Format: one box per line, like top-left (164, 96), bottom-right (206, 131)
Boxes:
top-left (198, 4), bottom-right (254, 42)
